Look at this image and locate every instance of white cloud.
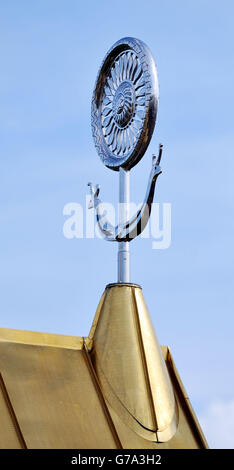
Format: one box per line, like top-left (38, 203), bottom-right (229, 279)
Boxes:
top-left (198, 400), bottom-right (234, 449)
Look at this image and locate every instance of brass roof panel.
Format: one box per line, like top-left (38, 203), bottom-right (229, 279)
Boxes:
top-left (0, 329), bottom-right (120, 449)
top-left (88, 284), bottom-right (178, 442)
top-left (0, 321), bottom-right (208, 448)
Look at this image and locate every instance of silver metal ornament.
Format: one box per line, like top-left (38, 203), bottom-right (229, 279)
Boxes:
top-left (89, 37), bottom-right (162, 283)
top-left (91, 37), bottom-right (159, 171)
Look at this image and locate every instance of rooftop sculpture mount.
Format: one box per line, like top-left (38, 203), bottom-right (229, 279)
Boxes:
top-left (86, 39), bottom-right (179, 444)
top-left (0, 37), bottom-right (208, 451)
top-left (89, 36), bottom-right (162, 282)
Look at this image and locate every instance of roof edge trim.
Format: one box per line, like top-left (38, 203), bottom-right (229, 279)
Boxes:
top-left (0, 328), bottom-right (84, 350)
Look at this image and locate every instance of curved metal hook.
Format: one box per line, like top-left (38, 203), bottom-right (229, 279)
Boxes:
top-left (88, 145), bottom-right (163, 242)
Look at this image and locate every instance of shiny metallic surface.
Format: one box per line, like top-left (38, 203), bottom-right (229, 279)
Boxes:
top-left (91, 37), bottom-right (159, 171)
top-left (0, 325), bottom-right (208, 448)
top-left (0, 374), bottom-right (24, 448)
top-left (90, 38), bottom-right (161, 284)
top-left (0, 329), bottom-right (120, 449)
top-left (88, 284), bottom-right (178, 442)
top-left (88, 147), bottom-right (162, 243)
top-left (0, 35), bottom-right (208, 451)
top-left (106, 345), bottom-right (208, 449)
top-left (118, 168), bottom-right (130, 282)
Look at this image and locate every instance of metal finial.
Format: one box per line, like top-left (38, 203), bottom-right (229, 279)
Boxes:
top-left (90, 37), bottom-right (162, 282)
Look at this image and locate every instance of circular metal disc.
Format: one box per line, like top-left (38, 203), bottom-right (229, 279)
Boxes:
top-left (91, 37), bottom-right (159, 171)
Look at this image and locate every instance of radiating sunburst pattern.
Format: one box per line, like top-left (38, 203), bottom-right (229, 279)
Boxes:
top-left (100, 50), bottom-right (146, 157)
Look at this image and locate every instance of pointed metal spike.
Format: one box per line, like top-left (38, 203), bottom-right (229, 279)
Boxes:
top-left (129, 126), bottom-right (137, 141)
top-left (130, 55), bottom-right (138, 81)
top-left (127, 53), bottom-right (134, 79)
top-left (125, 52), bottom-right (132, 79)
top-left (125, 128), bottom-right (131, 148)
top-left (102, 106), bottom-right (112, 117)
top-left (111, 126), bottom-right (118, 152)
top-left (119, 55), bottom-right (124, 81)
top-left (120, 130), bottom-right (126, 155)
top-left (135, 77), bottom-right (145, 90)
top-left (123, 53), bottom-right (128, 80)
top-left (119, 130), bottom-right (124, 155)
top-left (107, 76), bottom-right (115, 92)
top-left (130, 122), bottom-right (140, 136)
top-left (124, 52), bottom-right (129, 79)
top-left (133, 65), bottom-right (143, 84)
top-left (104, 119), bottom-right (115, 136)
top-left (104, 84), bottom-right (114, 96)
top-left (116, 130), bottom-right (122, 154)
top-left (111, 67), bottom-right (118, 88)
top-left (103, 114), bottom-right (113, 128)
top-left (156, 143), bottom-right (163, 164)
top-left (103, 96), bottom-right (112, 106)
top-left (114, 61), bottom-right (121, 84)
top-left (107, 127), bottom-right (115, 146)
top-left (122, 130), bottom-right (127, 153)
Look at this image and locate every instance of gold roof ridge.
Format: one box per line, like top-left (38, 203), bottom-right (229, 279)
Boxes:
top-left (88, 283), bottom-right (178, 442)
top-left (0, 327), bottom-right (84, 350)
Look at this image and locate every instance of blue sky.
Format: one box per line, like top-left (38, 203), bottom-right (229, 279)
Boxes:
top-left (0, 1), bottom-right (234, 448)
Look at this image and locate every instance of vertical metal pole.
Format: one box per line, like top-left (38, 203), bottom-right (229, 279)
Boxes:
top-left (118, 167), bottom-right (130, 282)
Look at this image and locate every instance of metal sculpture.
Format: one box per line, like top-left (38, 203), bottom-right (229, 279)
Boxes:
top-left (89, 37), bottom-right (162, 282)
top-left (91, 37), bottom-right (159, 170)
top-left (88, 145), bottom-right (163, 242)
